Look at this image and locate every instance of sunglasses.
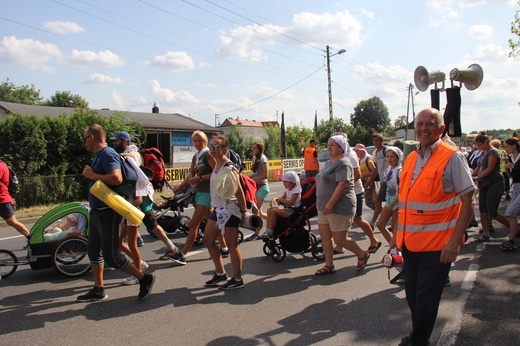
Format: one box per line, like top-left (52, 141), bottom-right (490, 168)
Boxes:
top-left (208, 144), bottom-right (222, 150)
top-left (83, 135), bottom-right (91, 144)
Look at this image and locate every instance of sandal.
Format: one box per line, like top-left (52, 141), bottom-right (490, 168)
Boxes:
top-left (500, 240), bottom-right (516, 251)
top-left (367, 241), bottom-right (382, 254)
top-left (356, 252), bottom-right (370, 272)
top-left (475, 235), bottom-right (490, 242)
top-left (159, 250), bottom-right (174, 261)
top-left (314, 265), bottom-right (335, 276)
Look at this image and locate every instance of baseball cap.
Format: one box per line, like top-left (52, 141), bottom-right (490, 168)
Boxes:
top-left (109, 131), bottom-right (131, 141)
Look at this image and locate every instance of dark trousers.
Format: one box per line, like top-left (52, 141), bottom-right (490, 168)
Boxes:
top-left (402, 245), bottom-right (451, 345)
top-left (88, 208), bottom-right (129, 270)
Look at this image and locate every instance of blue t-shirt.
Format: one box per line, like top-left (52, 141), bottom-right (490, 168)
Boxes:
top-left (88, 147), bottom-right (121, 209)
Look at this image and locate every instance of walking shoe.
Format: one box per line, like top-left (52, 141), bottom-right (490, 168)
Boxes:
top-left (500, 240), bottom-right (517, 251)
top-left (246, 234), bottom-right (259, 241)
top-left (467, 220), bottom-right (478, 228)
top-left (137, 236), bottom-right (144, 247)
top-left (169, 252), bottom-right (186, 265)
top-left (220, 277), bottom-right (245, 290)
top-left (159, 249), bottom-right (176, 261)
top-left (478, 225), bottom-right (494, 234)
top-left (141, 260), bottom-right (149, 272)
top-left (122, 276), bottom-right (139, 285)
top-left (205, 272), bottom-right (228, 287)
top-left (76, 287), bottom-right (108, 302)
top-left (138, 274), bottom-right (155, 300)
top-left (220, 248), bottom-right (230, 258)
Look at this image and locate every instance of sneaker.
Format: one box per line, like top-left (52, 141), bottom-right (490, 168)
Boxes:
top-left (159, 249), bottom-right (176, 261)
top-left (220, 277), bottom-right (245, 290)
top-left (137, 236), bottom-right (144, 247)
top-left (169, 252), bottom-right (186, 265)
top-left (205, 272), bottom-right (228, 287)
top-left (220, 248), bottom-right (230, 257)
top-left (138, 274), bottom-right (155, 300)
top-left (140, 261), bottom-right (149, 272)
top-left (122, 276), bottom-right (139, 285)
top-left (76, 287), bottom-right (108, 302)
top-left (246, 234), bottom-right (259, 241)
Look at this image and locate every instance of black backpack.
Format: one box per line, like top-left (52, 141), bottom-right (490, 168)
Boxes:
top-left (228, 149), bottom-right (245, 173)
top-left (0, 160), bottom-right (19, 196)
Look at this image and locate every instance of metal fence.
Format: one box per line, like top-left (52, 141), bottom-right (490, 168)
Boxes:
top-left (16, 174), bottom-right (88, 209)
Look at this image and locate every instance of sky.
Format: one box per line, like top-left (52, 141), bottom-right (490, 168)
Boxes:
top-left (0, 0), bottom-right (519, 133)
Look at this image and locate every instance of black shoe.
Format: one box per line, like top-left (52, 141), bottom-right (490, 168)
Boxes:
top-left (220, 248), bottom-right (230, 258)
top-left (169, 252), bottom-right (186, 265)
top-left (205, 272), bottom-right (228, 287)
top-left (76, 287), bottom-right (108, 302)
top-left (399, 334), bottom-right (412, 346)
top-left (138, 274), bottom-right (155, 300)
top-left (220, 277), bottom-right (245, 290)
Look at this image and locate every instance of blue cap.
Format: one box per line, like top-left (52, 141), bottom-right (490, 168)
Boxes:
top-left (109, 131), bottom-right (131, 142)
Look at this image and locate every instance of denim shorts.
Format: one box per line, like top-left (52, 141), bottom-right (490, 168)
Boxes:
top-left (0, 202), bottom-right (15, 220)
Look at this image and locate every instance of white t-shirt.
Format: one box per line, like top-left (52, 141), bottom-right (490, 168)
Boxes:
top-left (285, 185), bottom-right (302, 208)
top-left (347, 151), bottom-right (364, 195)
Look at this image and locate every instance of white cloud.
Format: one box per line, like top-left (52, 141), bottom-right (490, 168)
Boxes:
top-left (147, 79), bottom-right (199, 104)
top-left (66, 49), bottom-right (124, 68)
top-left (219, 10), bottom-right (362, 61)
top-left (468, 24), bottom-right (493, 39)
top-left (148, 51), bottom-right (194, 72)
top-left (250, 82), bottom-right (294, 100)
top-left (42, 21), bottom-right (85, 34)
top-left (0, 36), bottom-right (61, 72)
top-left (111, 89), bottom-right (125, 110)
top-left (462, 44), bottom-right (510, 65)
top-left (84, 73), bottom-right (122, 84)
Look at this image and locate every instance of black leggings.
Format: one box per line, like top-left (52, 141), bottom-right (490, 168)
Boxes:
top-left (88, 209), bottom-right (130, 270)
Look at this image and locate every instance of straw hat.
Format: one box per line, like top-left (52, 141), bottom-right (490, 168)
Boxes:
top-left (215, 167), bottom-right (238, 199)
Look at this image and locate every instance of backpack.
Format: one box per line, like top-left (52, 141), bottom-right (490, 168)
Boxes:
top-left (223, 161), bottom-right (256, 209)
top-left (112, 155), bottom-right (153, 198)
top-left (228, 149), bottom-right (245, 173)
top-left (140, 147), bottom-right (166, 189)
top-left (0, 160), bottom-right (19, 196)
top-left (238, 173), bottom-right (257, 209)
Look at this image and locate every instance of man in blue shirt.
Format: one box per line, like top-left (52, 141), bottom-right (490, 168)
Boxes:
top-left (76, 124), bottom-right (155, 302)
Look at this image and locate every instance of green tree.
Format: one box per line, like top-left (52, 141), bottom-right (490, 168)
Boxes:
top-left (0, 114), bottom-right (47, 176)
top-left (264, 125), bottom-right (281, 160)
top-left (0, 78), bottom-right (43, 105)
top-left (393, 115), bottom-right (407, 129)
top-left (286, 124), bottom-right (313, 158)
top-left (42, 90), bottom-right (89, 108)
top-left (509, 0), bottom-right (520, 59)
top-left (350, 96), bottom-right (391, 133)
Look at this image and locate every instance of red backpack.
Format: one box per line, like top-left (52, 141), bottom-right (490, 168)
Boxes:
top-left (140, 147), bottom-right (166, 189)
top-left (238, 173), bottom-right (257, 210)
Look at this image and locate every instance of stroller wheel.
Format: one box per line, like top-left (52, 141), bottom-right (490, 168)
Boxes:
top-left (311, 239), bottom-right (325, 261)
top-left (262, 243), bottom-right (271, 257)
top-left (271, 245), bottom-right (286, 262)
top-left (237, 230), bottom-right (244, 244)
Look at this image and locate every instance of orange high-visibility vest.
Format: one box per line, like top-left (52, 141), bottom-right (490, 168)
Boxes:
top-left (396, 142), bottom-right (463, 252)
top-left (304, 147), bottom-right (319, 171)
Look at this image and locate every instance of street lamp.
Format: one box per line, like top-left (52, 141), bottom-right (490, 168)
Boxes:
top-left (326, 45), bottom-right (346, 136)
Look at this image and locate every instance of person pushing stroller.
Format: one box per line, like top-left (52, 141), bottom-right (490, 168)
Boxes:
top-left (261, 171), bottom-right (301, 239)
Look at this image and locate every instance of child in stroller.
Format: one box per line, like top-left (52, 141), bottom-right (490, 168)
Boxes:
top-left (261, 171), bottom-right (301, 239)
top-left (261, 176), bottom-right (318, 262)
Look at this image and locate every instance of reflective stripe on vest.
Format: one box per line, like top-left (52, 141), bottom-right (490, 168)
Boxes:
top-left (304, 147), bottom-right (319, 171)
top-left (397, 142), bottom-right (462, 252)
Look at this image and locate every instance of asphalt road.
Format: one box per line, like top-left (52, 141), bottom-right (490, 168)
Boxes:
top-left (0, 182), bottom-right (518, 345)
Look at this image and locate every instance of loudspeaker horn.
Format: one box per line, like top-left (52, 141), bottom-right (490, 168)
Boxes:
top-left (449, 63), bottom-right (484, 90)
top-left (414, 66), bottom-right (446, 92)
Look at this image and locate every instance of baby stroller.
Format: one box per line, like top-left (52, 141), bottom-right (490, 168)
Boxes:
top-left (0, 202), bottom-right (90, 278)
top-left (262, 177), bottom-right (318, 262)
top-left (146, 185), bottom-right (195, 237)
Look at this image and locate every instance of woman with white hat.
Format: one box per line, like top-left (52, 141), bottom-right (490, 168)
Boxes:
top-left (314, 135), bottom-right (370, 275)
top-left (203, 134), bottom-right (248, 289)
